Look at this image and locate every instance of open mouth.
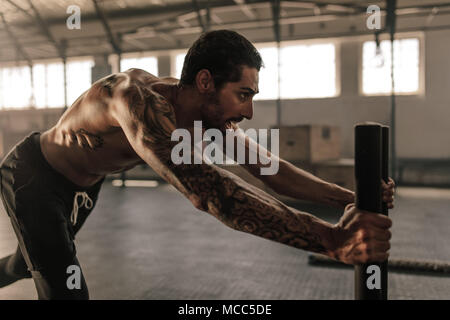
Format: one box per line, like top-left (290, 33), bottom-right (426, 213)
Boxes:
top-left (223, 121), bottom-right (234, 131)
top-left (226, 118), bottom-right (243, 127)
top-left (222, 118), bottom-right (243, 132)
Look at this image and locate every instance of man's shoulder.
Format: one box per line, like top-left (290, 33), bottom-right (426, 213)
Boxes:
top-left (108, 74), bottom-right (176, 125)
top-left (91, 68), bottom-right (158, 93)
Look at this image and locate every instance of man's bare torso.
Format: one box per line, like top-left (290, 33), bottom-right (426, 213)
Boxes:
top-left (40, 68), bottom-right (175, 187)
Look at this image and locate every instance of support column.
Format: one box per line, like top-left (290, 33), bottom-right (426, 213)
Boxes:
top-left (91, 55), bottom-right (112, 83)
top-left (157, 55), bottom-right (172, 77)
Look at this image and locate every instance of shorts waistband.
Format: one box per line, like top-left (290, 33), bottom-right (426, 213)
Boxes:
top-left (27, 131), bottom-right (104, 193)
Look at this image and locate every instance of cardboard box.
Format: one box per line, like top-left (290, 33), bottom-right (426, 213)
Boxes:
top-left (278, 125), bottom-right (340, 163)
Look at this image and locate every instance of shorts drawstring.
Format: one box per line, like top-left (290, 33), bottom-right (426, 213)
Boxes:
top-left (71, 192), bottom-right (93, 226)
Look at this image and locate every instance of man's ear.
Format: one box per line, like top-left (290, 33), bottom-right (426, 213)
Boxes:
top-left (195, 69), bottom-right (215, 93)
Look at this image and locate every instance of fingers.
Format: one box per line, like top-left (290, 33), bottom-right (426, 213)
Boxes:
top-left (383, 194), bottom-right (394, 209)
top-left (363, 227), bottom-right (392, 242)
top-left (76, 133), bottom-right (89, 148)
top-left (367, 252), bottom-right (390, 263)
top-left (381, 177), bottom-right (396, 188)
top-left (358, 212), bottom-right (392, 229)
top-left (372, 239), bottom-right (391, 252)
top-left (359, 240), bottom-right (391, 263)
top-left (388, 177), bottom-right (396, 188)
top-left (346, 207), bottom-right (392, 229)
top-left (336, 205), bottom-right (393, 264)
top-left (383, 188), bottom-right (394, 197)
top-left (381, 178), bottom-right (396, 209)
top-left (381, 178), bottom-right (395, 191)
top-left (346, 241), bottom-right (390, 264)
top-left (345, 203), bottom-right (355, 211)
top-left (361, 224), bottom-right (391, 262)
top-left (366, 240), bottom-right (390, 263)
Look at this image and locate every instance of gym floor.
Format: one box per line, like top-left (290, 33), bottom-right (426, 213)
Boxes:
top-left (0, 180), bottom-right (449, 300)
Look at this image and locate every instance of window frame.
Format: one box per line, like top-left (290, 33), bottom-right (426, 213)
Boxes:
top-left (255, 38), bottom-right (341, 101)
top-left (358, 32), bottom-right (425, 97)
top-left (0, 56), bottom-right (94, 110)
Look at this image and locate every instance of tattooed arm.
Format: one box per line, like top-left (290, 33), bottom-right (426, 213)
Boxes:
top-left (107, 83), bottom-right (337, 257)
top-left (109, 81), bottom-right (392, 264)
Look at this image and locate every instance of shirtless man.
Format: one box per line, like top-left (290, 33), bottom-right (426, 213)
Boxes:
top-left (0, 30), bottom-right (395, 299)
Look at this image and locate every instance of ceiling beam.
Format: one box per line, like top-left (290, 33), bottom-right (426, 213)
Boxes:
top-left (191, 0), bottom-right (210, 32)
top-left (0, 12), bottom-right (32, 65)
top-left (11, 4), bottom-right (447, 48)
top-left (5, 0), bottom-right (65, 58)
top-left (4, 0), bottom-right (35, 20)
top-left (14, 0), bottom-right (237, 28)
top-left (92, 0), bottom-right (122, 54)
top-left (234, 0), bottom-right (257, 19)
top-left (7, 0), bottom-right (450, 30)
top-left (3, 2), bottom-right (450, 60)
top-left (4, 22), bottom-right (450, 64)
top-left (26, 0), bottom-right (65, 58)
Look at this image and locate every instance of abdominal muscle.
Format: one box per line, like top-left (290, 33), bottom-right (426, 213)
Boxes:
top-left (40, 126), bottom-right (146, 187)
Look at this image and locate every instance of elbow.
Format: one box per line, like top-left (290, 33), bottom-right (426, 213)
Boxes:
top-left (188, 194), bottom-right (204, 211)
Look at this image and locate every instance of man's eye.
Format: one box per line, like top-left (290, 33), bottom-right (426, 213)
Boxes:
top-left (239, 93), bottom-right (249, 100)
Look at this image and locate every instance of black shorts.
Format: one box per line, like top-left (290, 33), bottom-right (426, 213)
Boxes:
top-left (0, 132), bottom-right (104, 299)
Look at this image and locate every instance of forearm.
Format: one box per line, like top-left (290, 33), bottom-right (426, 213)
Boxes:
top-left (167, 161), bottom-right (336, 257)
top-left (267, 160), bottom-right (355, 209)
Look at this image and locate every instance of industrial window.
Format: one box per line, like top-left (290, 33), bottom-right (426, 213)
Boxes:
top-left (34, 63), bottom-right (65, 108)
top-left (0, 59), bottom-right (93, 110)
top-left (280, 43), bottom-right (336, 99)
top-left (120, 56), bottom-right (158, 75)
top-left (255, 42), bottom-right (337, 100)
top-left (0, 65), bottom-right (33, 109)
top-left (255, 46), bottom-right (279, 100)
top-left (66, 60), bottom-right (95, 106)
top-left (362, 38), bottom-right (420, 95)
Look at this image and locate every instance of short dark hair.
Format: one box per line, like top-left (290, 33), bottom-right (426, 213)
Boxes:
top-left (179, 30), bottom-right (263, 89)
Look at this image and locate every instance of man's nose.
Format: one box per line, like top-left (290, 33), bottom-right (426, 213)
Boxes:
top-left (241, 101), bottom-right (254, 120)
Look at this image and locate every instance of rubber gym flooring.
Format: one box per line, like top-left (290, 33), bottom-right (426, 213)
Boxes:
top-left (1, 180), bottom-right (449, 300)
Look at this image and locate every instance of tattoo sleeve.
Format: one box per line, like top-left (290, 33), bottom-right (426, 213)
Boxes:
top-left (112, 83), bottom-right (335, 256)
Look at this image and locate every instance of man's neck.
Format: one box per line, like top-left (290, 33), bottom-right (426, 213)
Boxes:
top-left (150, 81), bottom-right (204, 129)
top-left (171, 84), bottom-right (203, 129)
